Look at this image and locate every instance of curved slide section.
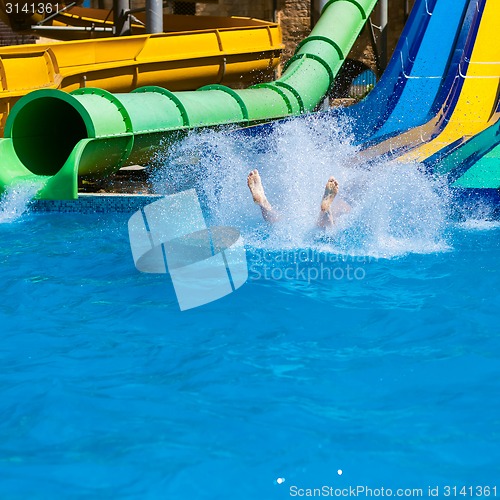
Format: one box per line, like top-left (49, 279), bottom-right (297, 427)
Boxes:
top-left (423, 101), bottom-right (500, 189)
top-left (350, 0), bottom-right (500, 189)
top-left (358, 0), bottom-right (490, 161)
top-left (452, 146), bottom-right (500, 189)
top-left (0, 0), bottom-right (378, 200)
top-left (337, 0), bottom-right (464, 143)
top-left (363, 0), bottom-right (474, 143)
top-left (394, 0), bottom-right (500, 164)
top-left (0, 17), bottom-right (282, 135)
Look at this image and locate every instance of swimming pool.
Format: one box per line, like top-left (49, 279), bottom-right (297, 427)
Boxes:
top-left (0, 119), bottom-right (498, 498)
top-left (1, 210), bottom-right (498, 498)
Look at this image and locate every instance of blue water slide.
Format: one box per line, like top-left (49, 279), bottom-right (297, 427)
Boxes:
top-left (339, 0), bottom-right (436, 141)
top-left (239, 0), bottom-right (472, 145)
top-left (367, 0), bottom-right (478, 142)
top-left (343, 0), bottom-right (471, 144)
top-left (358, 0), bottom-right (484, 161)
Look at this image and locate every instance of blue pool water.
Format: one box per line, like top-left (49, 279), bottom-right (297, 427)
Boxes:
top-left (0, 118), bottom-right (499, 498)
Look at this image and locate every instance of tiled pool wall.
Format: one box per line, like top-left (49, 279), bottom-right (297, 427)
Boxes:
top-left (31, 194), bottom-right (164, 214)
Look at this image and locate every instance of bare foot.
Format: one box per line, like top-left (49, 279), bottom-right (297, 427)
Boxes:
top-left (320, 176), bottom-right (339, 212)
top-left (247, 169), bottom-right (280, 224)
top-left (247, 169), bottom-right (267, 205)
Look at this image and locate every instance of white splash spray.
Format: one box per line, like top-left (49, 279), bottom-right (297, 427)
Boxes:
top-left (0, 180), bottom-right (44, 223)
top-left (151, 114), bottom-right (451, 258)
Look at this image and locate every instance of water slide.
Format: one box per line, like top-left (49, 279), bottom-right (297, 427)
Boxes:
top-left (393, 0), bottom-right (499, 164)
top-left (357, 0), bottom-right (482, 159)
top-left (452, 144), bottom-right (500, 189)
top-left (0, 0), bottom-right (378, 200)
top-left (359, 0), bottom-right (500, 190)
top-left (0, 15), bottom-right (282, 134)
top-left (336, 0), bottom-right (453, 143)
top-left (348, 0), bottom-right (475, 144)
top-left (434, 114), bottom-right (500, 188)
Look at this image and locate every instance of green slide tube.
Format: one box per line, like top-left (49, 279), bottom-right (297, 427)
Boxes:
top-left (0, 0), bottom-right (378, 199)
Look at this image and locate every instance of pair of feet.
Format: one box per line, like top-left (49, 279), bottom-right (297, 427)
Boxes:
top-left (247, 169), bottom-right (340, 228)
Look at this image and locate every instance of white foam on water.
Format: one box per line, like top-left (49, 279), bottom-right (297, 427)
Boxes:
top-left (151, 114), bottom-right (452, 258)
top-left (0, 180), bottom-right (44, 223)
top-left (456, 218), bottom-right (500, 231)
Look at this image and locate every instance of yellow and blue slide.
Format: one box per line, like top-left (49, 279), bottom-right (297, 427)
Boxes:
top-left (358, 0), bottom-right (500, 190)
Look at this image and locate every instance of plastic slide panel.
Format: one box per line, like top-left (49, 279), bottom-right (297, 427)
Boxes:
top-left (392, 0), bottom-right (500, 164)
top-left (358, 0), bottom-right (485, 162)
top-left (422, 100), bottom-right (500, 188)
top-left (364, 0), bottom-right (475, 143)
top-left (340, 0), bottom-right (459, 143)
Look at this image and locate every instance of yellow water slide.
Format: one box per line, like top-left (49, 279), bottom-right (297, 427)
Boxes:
top-left (0, 9), bottom-right (282, 133)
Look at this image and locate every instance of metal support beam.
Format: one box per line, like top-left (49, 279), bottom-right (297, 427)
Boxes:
top-left (146, 0), bottom-right (164, 34)
top-left (373, 0), bottom-right (388, 71)
top-left (311, 0), bottom-right (329, 26)
top-left (113, 0), bottom-right (131, 36)
top-left (404, 0), bottom-right (411, 20)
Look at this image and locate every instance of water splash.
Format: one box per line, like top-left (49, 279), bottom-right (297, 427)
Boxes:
top-left (0, 180), bottom-right (44, 223)
top-left (451, 190), bottom-right (500, 231)
top-left (456, 219), bottom-right (500, 231)
top-left (151, 114), bottom-right (451, 258)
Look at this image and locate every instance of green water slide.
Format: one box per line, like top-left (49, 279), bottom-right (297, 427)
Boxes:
top-left (0, 0), bottom-right (377, 200)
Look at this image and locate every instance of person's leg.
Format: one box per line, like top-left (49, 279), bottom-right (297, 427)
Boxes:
top-left (332, 198), bottom-right (351, 217)
top-left (317, 176), bottom-right (339, 229)
top-left (247, 169), bottom-right (280, 223)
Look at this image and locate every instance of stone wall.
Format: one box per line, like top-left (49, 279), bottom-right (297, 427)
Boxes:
top-left (0, 19), bottom-right (37, 46)
top-left (196, 0), bottom-right (275, 20)
top-left (197, 0), bottom-right (310, 61)
top-left (275, 0), bottom-right (311, 60)
top-left (86, 0), bottom-right (415, 80)
top-left (197, 0), bottom-right (415, 70)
